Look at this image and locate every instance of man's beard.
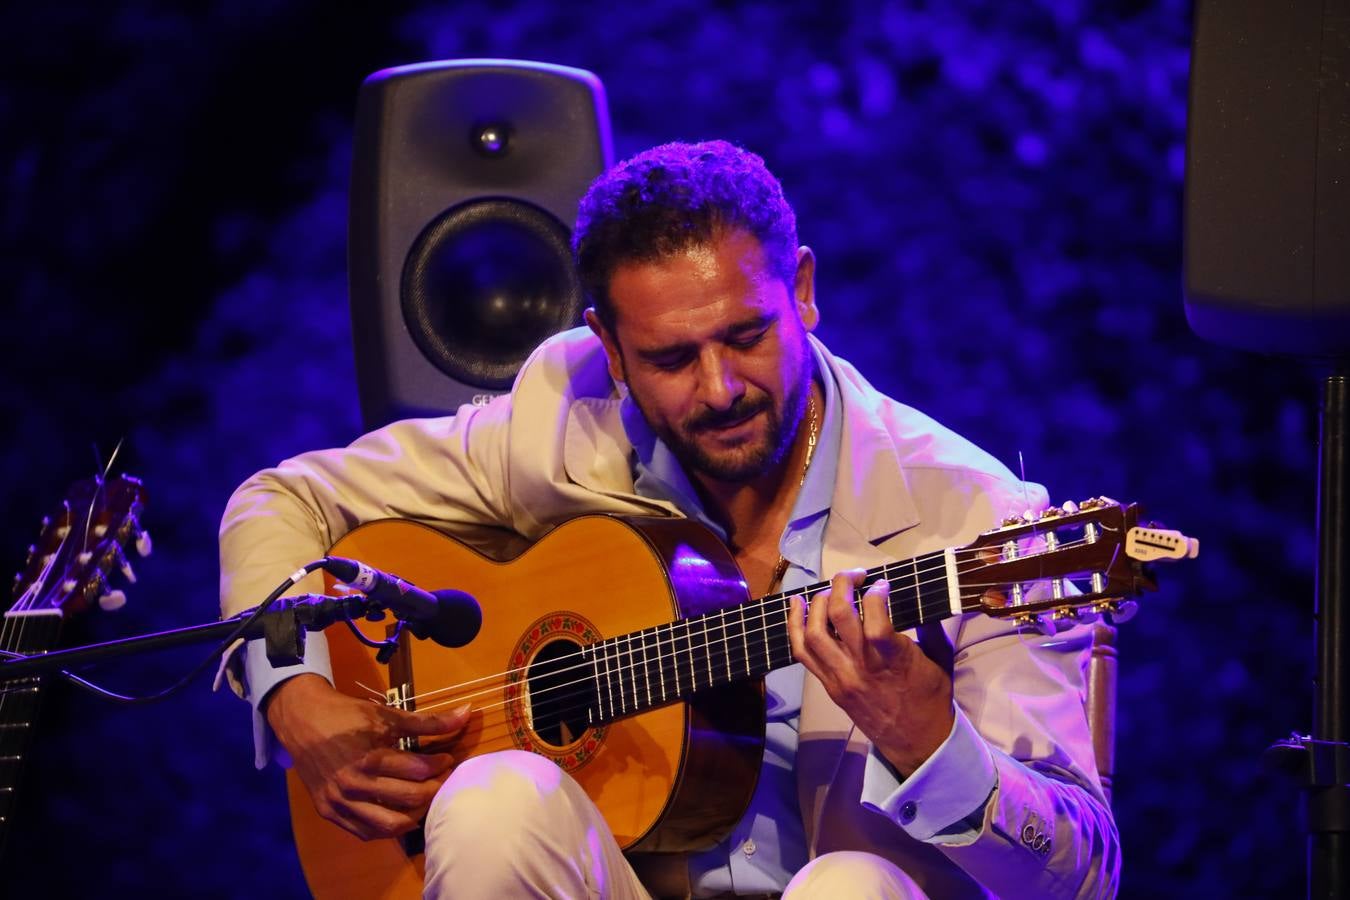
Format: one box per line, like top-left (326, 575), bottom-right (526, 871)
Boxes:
top-left (632, 372), bottom-right (811, 484)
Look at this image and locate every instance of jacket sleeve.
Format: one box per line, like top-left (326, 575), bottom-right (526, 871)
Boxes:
top-left (862, 468), bottom-right (1119, 898)
top-left (923, 476), bottom-right (1121, 898)
top-left (936, 612), bottom-right (1121, 899)
top-left (218, 398), bottom-right (515, 620)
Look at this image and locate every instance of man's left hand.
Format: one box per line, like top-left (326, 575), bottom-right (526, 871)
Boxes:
top-left (787, 568), bottom-right (956, 776)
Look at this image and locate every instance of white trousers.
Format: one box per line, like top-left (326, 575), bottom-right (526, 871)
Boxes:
top-left (423, 750), bottom-right (927, 899)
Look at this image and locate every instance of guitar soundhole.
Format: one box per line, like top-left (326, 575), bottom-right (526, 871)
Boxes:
top-left (526, 638), bottom-right (594, 749)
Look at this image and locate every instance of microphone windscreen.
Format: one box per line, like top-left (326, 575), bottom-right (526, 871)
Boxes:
top-left (429, 588), bottom-right (483, 648)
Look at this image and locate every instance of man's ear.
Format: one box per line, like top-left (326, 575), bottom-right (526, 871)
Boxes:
top-left (584, 308), bottom-right (626, 385)
top-left (794, 246), bottom-right (819, 332)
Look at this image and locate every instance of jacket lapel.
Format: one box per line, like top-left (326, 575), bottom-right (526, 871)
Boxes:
top-left (797, 351), bottom-right (925, 854)
top-left (562, 396), bottom-right (680, 516)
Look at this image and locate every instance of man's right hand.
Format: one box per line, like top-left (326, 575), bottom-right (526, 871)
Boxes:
top-left (264, 673), bottom-right (471, 841)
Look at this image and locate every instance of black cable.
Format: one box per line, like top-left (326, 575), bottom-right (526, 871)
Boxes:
top-left (0, 560), bottom-right (328, 705)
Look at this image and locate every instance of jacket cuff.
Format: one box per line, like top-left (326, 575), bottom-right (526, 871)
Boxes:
top-left (860, 705), bottom-right (997, 844)
top-left (240, 633), bottom-right (333, 770)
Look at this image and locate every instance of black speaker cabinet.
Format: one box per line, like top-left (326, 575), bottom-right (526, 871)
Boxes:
top-left (1183, 0), bottom-right (1350, 357)
top-left (349, 59), bottom-right (613, 429)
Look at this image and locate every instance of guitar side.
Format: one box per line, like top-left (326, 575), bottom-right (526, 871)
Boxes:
top-left (287, 515), bottom-right (765, 899)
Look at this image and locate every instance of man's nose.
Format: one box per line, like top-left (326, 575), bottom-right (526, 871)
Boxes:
top-left (697, 349), bottom-right (745, 410)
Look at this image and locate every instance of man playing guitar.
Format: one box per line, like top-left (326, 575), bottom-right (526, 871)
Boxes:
top-left (219, 141), bottom-right (1119, 898)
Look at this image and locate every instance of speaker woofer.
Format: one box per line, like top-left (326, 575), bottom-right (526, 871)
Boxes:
top-left (400, 198), bottom-right (582, 390)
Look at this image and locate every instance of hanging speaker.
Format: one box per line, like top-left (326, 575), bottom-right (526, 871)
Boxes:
top-left (1183, 0), bottom-right (1350, 357)
top-left (349, 59), bottom-right (614, 429)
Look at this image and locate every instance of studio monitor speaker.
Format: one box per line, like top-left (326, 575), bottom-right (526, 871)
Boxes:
top-left (1183, 0), bottom-right (1350, 357)
top-left (349, 59), bottom-right (614, 429)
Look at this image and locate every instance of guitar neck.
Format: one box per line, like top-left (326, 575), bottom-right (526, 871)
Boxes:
top-left (585, 548), bottom-right (961, 724)
top-left (0, 609), bottom-right (64, 848)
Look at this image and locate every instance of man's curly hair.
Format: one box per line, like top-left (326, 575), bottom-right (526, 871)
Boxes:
top-left (573, 140), bottom-right (798, 332)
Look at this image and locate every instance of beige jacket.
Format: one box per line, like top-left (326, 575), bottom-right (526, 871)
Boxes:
top-left (220, 329), bottom-right (1119, 898)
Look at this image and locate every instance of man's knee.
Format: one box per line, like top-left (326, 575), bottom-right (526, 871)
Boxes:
top-left (783, 851), bottom-right (927, 900)
top-left (425, 749), bottom-right (574, 846)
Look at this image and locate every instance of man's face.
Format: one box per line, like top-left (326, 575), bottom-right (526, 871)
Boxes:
top-left (587, 229), bottom-right (818, 485)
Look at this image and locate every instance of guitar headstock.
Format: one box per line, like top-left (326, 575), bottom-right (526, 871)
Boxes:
top-left (9, 474), bottom-right (150, 620)
top-left (961, 497), bottom-right (1197, 627)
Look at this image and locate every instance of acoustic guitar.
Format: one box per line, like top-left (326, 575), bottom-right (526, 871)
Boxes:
top-left (286, 497), bottom-right (1195, 898)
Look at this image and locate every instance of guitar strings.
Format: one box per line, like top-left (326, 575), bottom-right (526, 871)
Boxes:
top-left (383, 533), bottom-right (1101, 729)
top-left (388, 534), bottom-right (1091, 716)
top-left (397, 583), bottom-right (1007, 753)
top-left (387, 543), bottom-right (989, 711)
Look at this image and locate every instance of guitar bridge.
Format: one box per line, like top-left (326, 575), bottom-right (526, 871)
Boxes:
top-left (386, 684), bottom-right (418, 751)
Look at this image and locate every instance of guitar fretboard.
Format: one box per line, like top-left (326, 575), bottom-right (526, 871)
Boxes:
top-left (582, 548), bottom-right (963, 725)
top-left (0, 610), bottom-right (63, 838)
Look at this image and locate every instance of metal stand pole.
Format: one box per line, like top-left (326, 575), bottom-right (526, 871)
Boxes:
top-left (1310, 373), bottom-right (1350, 899)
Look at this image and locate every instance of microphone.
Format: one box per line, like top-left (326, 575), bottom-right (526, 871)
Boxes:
top-left (320, 557), bottom-right (482, 648)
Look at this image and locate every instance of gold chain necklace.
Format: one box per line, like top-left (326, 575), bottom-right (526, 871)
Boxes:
top-left (769, 391), bottom-right (820, 591)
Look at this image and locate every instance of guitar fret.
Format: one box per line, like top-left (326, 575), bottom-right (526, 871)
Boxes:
top-left (779, 597), bottom-right (794, 668)
top-left (604, 639), bottom-right (617, 720)
top-left (630, 630), bottom-right (643, 711)
top-left (912, 558), bottom-right (924, 624)
top-left (719, 608), bottom-right (730, 682)
top-left (707, 612), bottom-right (718, 690)
top-left (641, 627), bottom-right (653, 709)
top-left (656, 624), bottom-right (668, 703)
top-left (633, 631), bottom-right (644, 711)
top-left (582, 646), bottom-right (593, 725)
top-left (626, 631), bottom-right (637, 712)
top-left (629, 631), bottom-right (641, 713)
top-left (620, 634), bottom-right (632, 715)
top-left (762, 599), bottom-right (772, 671)
top-left (739, 605), bottom-right (750, 677)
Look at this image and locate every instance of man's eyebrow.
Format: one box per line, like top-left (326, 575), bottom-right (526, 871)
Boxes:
top-left (727, 313), bottom-right (776, 334)
top-left (634, 313), bottom-right (777, 361)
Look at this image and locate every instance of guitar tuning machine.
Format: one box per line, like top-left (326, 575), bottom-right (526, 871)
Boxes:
top-left (99, 589), bottom-right (128, 612)
top-left (1107, 600), bottom-right (1138, 624)
top-left (134, 528), bottom-right (153, 558)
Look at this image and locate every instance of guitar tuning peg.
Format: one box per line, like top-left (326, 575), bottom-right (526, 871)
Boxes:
top-left (135, 529), bottom-right (153, 558)
top-left (114, 546), bottom-right (136, 583)
top-left (1062, 500), bottom-right (1079, 514)
top-left (1107, 600), bottom-right (1138, 624)
top-left (99, 589), bottom-right (128, 612)
top-left (92, 523), bottom-right (108, 538)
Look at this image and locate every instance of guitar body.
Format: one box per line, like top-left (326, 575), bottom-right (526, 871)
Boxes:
top-left (287, 515), bottom-right (766, 899)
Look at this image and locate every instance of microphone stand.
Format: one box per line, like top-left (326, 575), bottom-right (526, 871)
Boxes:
top-left (0, 594), bottom-right (380, 680)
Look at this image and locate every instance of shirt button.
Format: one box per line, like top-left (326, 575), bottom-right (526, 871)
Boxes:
top-left (899, 800), bottom-right (918, 824)
top-left (742, 838), bottom-right (757, 857)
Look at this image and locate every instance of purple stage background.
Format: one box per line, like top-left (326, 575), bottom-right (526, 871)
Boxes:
top-left (0, 2), bottom-right (1318, 896)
